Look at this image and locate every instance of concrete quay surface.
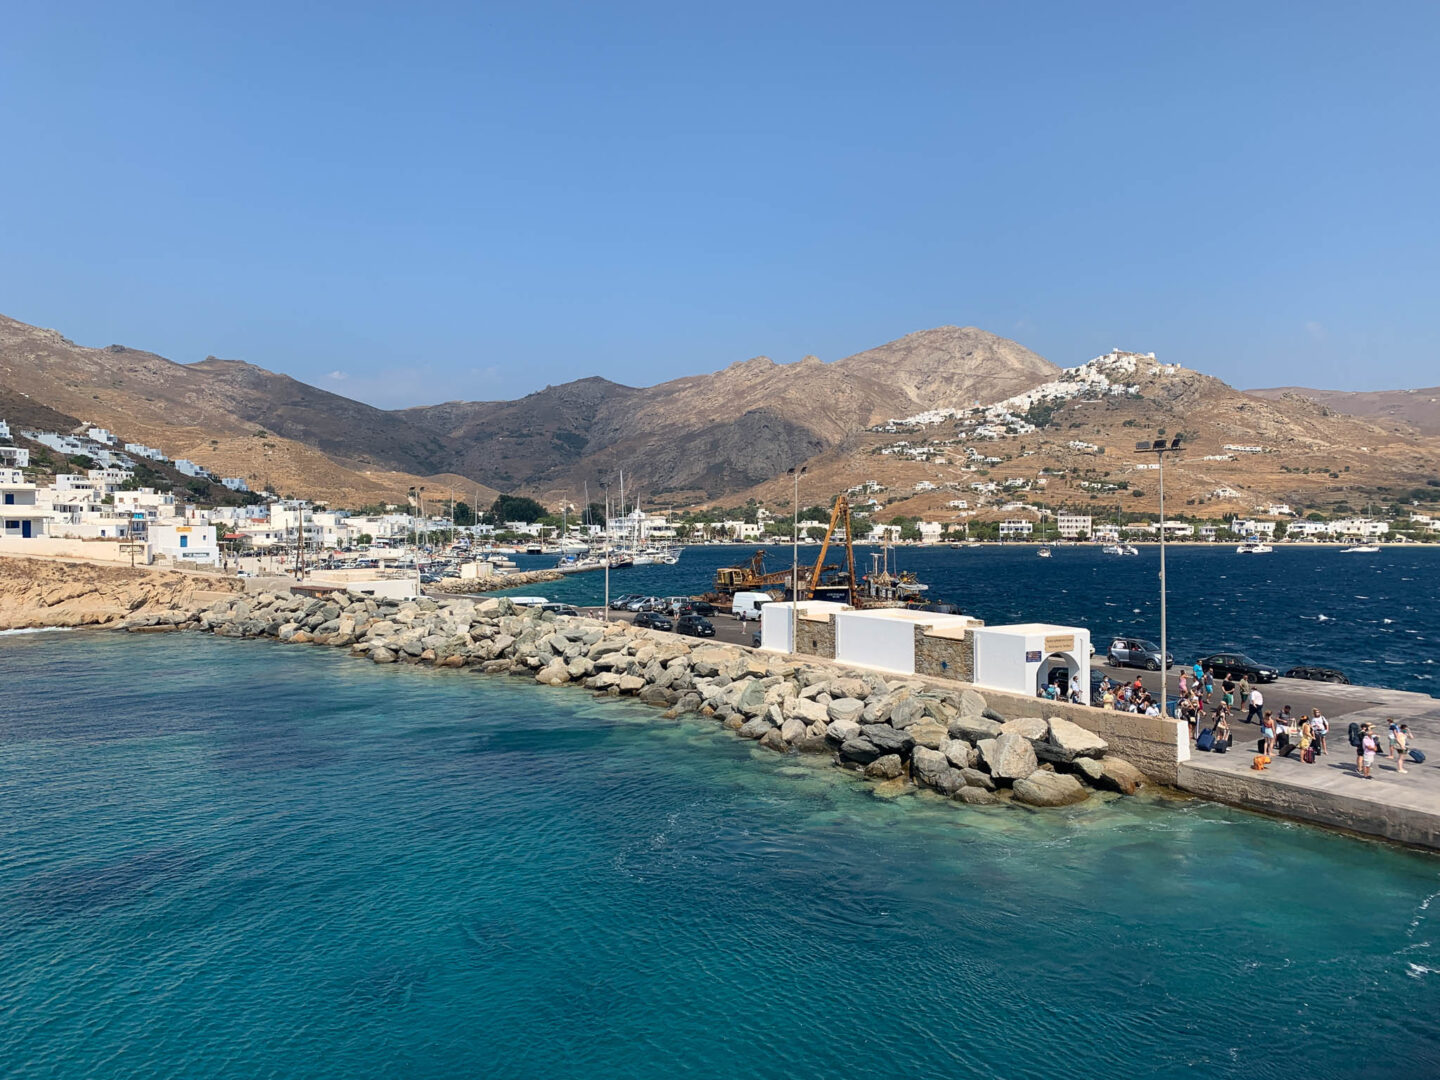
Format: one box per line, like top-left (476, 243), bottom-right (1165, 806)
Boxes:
top-left (1176, 681), bottom-right (1440, 849)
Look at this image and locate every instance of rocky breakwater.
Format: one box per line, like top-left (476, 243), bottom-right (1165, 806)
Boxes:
top-left (125, 592), bottom-right (1151, 811)
top-left (428, 569), bottom-right (564, 595)
top-left (0, 555), bottom-right (241, 631)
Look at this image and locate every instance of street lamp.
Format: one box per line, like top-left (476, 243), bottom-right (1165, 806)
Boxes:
top-left (1134, 436), bottom-right (1184, 718)
top-left (600, 481), bottom-right (611, 619)
top-left (788, 465), bottom-right (806, 652)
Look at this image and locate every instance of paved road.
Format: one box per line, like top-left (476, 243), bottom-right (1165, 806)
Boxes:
top-left (580, 606), bottom-right (758, 648)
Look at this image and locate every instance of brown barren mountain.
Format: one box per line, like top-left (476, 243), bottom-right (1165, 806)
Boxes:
top-left (1248, 385), bottom-right (1440, 436)
top-left (3, 310), bottom-right (1438, 519)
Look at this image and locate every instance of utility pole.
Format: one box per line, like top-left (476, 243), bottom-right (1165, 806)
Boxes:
top-left (1135, 436), bottom-right (1184, 718)
top-left (789, 465), bottom-right (805, 652)
top-left (601, 481), bottom-right (611, 618)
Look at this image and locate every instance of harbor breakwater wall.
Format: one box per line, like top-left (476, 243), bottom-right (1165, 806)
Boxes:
top-left (116, 590), bottom-right (1153, 811)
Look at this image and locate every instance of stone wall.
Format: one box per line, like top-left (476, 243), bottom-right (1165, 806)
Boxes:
top-left (914, 627), bottom-right (975, 682)
top-left (795, 613), bottom-right (836, 659)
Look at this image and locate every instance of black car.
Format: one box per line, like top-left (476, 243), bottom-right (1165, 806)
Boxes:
top-left (1284, 665), bottom-right (1351, 684)
top-left (1197, 652), bottom-right (1280, 683)
top-left (540, 602), bottom-right (580, 617)
top-left (633, 611), bottom-right (674, 632)
top-left (678, 600), bottom-right (718, 617)
top-left (752, 630), bottom-right (763, 648)
top-left (675, 615), bottom-right (716, 637)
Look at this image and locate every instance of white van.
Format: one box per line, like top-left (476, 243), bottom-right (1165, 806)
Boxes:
top-left (730, 591), bottom-right (773, 621)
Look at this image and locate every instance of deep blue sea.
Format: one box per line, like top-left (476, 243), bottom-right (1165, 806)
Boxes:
top-left (3, 631), bottom-right (1439, 1079)
top-left (505, 545), bottom-right (1440, 694)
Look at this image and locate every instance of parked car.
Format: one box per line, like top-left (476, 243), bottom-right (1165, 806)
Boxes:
top-left (678, 600), bottom-right (718, 617)
top-left (609, 594), bottom-right (640, 610)
top-left (661, 596), bottom-right (692, 615)
top-left (675, 614), bottom-right (716, 638)
top-left (752, 630), bottom-right (762, 648)
top-left (1197, 651), bottom-right (1280, 683)
top-left (419, 572), bottom-right (441, 584)
top-left (633, 611), bottom-right (674, 632)
top-left (540, 603), bottom-right (580, 617)
top-left (1283, 665), bottom-right (1351, 684)
top-left (626, 596), bottom-right (659, 611)
top-left (1106, 637), bottom-right (1174, 671)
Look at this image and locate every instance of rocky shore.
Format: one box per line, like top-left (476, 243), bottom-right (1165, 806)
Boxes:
top-left (0, 555), bottom-right (240, 631)
top-left (118, 590), bottom-right (1150, 809)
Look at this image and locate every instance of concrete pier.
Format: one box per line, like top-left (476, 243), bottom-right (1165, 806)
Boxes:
top-left (1175, 679), bottom-right (1440, 849)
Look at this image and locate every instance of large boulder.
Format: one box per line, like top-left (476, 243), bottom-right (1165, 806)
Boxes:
top-left (830, 677), bottom-right (870, 700)
top-left (787, 696), bottom-right (830, 725)
top-left (1000, 717), bottom-right (1050, 741)
top-left (911, 747), bottom-right (964, 795)
top-left (1037, 717), bottom-right (1109, 763)
top-left (942, 738), bottom-right (976, 770)
top-left (960, 767), bottom-right (996, 791)
top-left (1072, 756), bottom-right (1106, 784)
top-left (1012, 770), bottom-right (1090, 807)
top-left (888, 696), bottom-right (926, 729)
top-left (1097, 758), bottom-right (1150, 796)
top-left (950, 716), bottom-right (1003, 743)
top-left (839, 737), bottom-right (883, 765)
top-left (983, 732), bottom-right (1038, 781)
top-left (954, 786), bottom-right (1001, 806)
top-left (864, 754), bottom-right (904, 780)
top-left (827, 698), bottom-right (866, 725)
top-left (737, 679), bottom-right (769, 716)
top-left (737, 717), bottom-right (774, 740)
top-left (534, 659), bottom-right (570, 686)
top-left (957, 688), bottom-right (988, 719)
top-left (862, 724), bottom-right (916, 757)
top-left (907, 720), bottom-right (949, 751)
top-left (779, 717), bottom-right (807, 743)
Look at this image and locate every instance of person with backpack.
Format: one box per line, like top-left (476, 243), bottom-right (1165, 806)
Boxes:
top-left (1393, 723), bottom-right (1410, 774)
top-left (1349, 721), bottom-right (1363, 771)
top-left (1360, 726), bottom-right (1379, 779)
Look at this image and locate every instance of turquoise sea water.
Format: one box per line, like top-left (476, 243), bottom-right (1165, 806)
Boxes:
top-left (507, 545), bottom-right (1440, 693)
top-left (3, 631), bottom-right (1439, 1079)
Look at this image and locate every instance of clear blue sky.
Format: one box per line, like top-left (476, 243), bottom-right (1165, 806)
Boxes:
top-left (2, 2), bottom-right (1436, 406)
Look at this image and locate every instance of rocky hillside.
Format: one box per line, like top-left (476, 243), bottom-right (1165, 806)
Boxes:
top-left (401, 326), bottom-right (1058, 500)
top-left (733, 351), bottom-right (1440, 521)
top-left (4, 309), bottom-right (1437, 516)
top-left (0, 555), bottom-right (241, 630)
top-left (1248, 385), bottom-right (1440, 435)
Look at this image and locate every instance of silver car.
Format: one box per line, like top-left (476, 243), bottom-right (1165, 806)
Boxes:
top-left (1107, 637), bottom-right (1173, 671)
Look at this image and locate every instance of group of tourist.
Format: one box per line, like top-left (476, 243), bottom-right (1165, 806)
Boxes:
top-left (1092, 675), bottom-right (1164, 716)
top-left (1349, 720), bottom-right (1417, 779)
top-left (1096, 659), bottom-right (1423, 778)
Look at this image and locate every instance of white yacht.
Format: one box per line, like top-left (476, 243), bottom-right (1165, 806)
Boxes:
top-left (1341, 543), bottom-right (1380, 553)
top-left (1236, 539), bottom-right (1273, 554)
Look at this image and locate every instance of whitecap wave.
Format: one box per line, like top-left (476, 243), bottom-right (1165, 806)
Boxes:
top-left (0, 626), bottom-right (77, 636)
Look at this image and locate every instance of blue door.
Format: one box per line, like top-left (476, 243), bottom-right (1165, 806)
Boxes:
top-left (22, 521), bottom-right (31, 538)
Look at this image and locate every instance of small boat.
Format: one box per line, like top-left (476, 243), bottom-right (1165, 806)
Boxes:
top-left (1236, 538), bottom-right (1273, 554)
top-left (1037, 546), bottom-right (1052, 558)
top-left (1102, 544), bottom-right (1138, 556)
top-left (1341, 544), bottom-right (1380, 553)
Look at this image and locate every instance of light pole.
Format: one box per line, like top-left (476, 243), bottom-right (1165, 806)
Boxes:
top-left (600, 481), bottom-right (611, 619)
top-left (1134, 436), bottom-right (1184, 718)
top-left (788, 465), bottom-right (806, 652)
